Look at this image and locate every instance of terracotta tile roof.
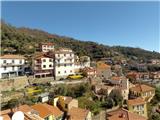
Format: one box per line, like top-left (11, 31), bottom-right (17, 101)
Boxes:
top-left (130, 84), bottom-right (155, 93)
top-left (41, 42), bottom-right (54, 46)
top-left (1, 114), bottom-right (11, 120)
top-left (111, 76), bottom-right (126, 81)
top-left (97, 62), bottom-right (111, 69)
top-left (107, 108), bottom-right (147, 120)
top-left (34, 52), bottom-right (54, 59)
top-left (0, 54), bottom-right (25, 59)
top-left (18, 104), bottom-right (33, 113)
top-left (42, 103), bottom-right (63, 118)
top-left (68, 107), bottom-right (89, 120)
top-left (31, 103), bottom-right (52, 118)
top-left (127, 97), bottom-right (145, 106)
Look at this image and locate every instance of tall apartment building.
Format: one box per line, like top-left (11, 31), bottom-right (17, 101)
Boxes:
top-left (33, 53), bottom-right (54, 78)
top-left (0, 54), bottom-right (25, 79)
top-left (54, 48), bottom-right (75, 80)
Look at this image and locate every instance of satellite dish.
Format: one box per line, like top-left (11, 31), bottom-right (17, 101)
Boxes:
top-left (12, 111), bottom-right (24, 120)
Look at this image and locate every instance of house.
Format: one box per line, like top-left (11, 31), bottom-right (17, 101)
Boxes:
top-left (31, 103), bottom-right (64, 120)
top-left (38, 92), bottom-right (49, 103)
top-left (94, 83), bottom-right (114, 96)
top-left (0, 54), bottom-right (25, 79)
top-left (81, 67), bottom-right (97, 78)
top-left (54, 48), bottom-right (75, 80)
top-left (130, 84), bottom-right (155, 102)
top-left (107, 108), bottom-right (147, 120)
top-left (112, 65), bottom-right (123, 76)
top-left (0, 104), bottom-right (42, 120)
top-left (67, 107), bottom-right (92, 120)
top-left (126, 71), bottom-right (140, 81)
top-left (148, 59), bottom-right (160, 64)
top-left (109, 76), bottom-right (129, 100)
top-left (127, 97), bottom-right (147, 118)
top-left (40, 42), bottom-right (54, 52)
top-left (149, 72), bottom-right (160, 79)
top-left (96, 61), bottom-right (112, 79)
top-left (33, 53), bottom-right (54, 78)
top-left (54, 96), bottom-right (78, 112)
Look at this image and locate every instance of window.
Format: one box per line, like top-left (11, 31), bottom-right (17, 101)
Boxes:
top-left (70, 59), bottom-right (72, 62)
top-left (4, 67), bottom-right (6, 70)
top-left (43, 59), bottom-right (46, 62)
top-left (64, 71), bottom-right (67, 73)
top-left (64, 64), bottom-right (66, 67)
top-left (12, 60), bottom-right (14, 63)
top-left (64, 54), bottom-right (66, 57)
top-left (49, 59), bottom-right (52, 62)
top-left (58, 54), bottom-right (60, 57)
top-left (70, 53), bottom-right (72, 57)
top-left (64, 59), bottom-right (67, 62)
top-left (43, 65), bottom-right (46, 68)
top-left (58, 71), bottom-right (60, 74)
top-left (70, 70), bottom-right (72, 73)
top-left (49, 64), bottom-right (52, 67)
top-left (19, 60), bottom-right (22, 64)
top-left (3, 60), bottom-right (6, 63)
top-left (12, 66), bottom-right (15, 71)
top-left (58, 59), bottom-right (60, 62)
top-left (58, 64), bottom-right (60, 67)
top-left (70, 64), bottom-right (72, 66)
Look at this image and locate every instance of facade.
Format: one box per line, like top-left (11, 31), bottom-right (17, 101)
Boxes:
top-left (54, 96), bottom-right (78, 112)
top-left (0, 54), bottom-right (25, 79)
top-left (107, 108), bottom-right (147, 120)
top-left (54, 48), bottom-right (75, 80)
top-left (81, 67), bottom-right (97, 78)
top-left (127, 97), bottom-right (147, 118)
top-left (130, 84), bottom-right (155, 102)
top-left (33, 53), bottom-right (54, 78)
top-left (40, 43), bottom-right (54, 52)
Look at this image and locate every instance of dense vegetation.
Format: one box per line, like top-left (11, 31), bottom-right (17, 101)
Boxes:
top-left (1, 21), bottom-right (160, 60)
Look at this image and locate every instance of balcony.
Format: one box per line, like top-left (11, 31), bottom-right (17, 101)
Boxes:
top-left (1, 63), bottom-right (24, 67)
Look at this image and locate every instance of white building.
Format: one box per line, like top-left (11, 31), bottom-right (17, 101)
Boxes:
top-left (33, 53), bottom-right (54, 78)
top-left (40, 42), bottom-right (54, 52)
top-left (54, 48), bottom-right (75, 80)
top-left (0, 54), bottom-right (25, 79)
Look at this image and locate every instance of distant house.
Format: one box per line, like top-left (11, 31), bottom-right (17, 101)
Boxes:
top-left (67, 107), bottom-right (92, 120)
top-left (40, 42), bottom-right (54, 52)
top-left (38, 92), bottom-right (49, 103)
top-left (130, 84), bottom-right (155, 102)
top-left (81, 67), bottom-right (97, 78)
top-left (149, 72), bottom-right (160, 79)
top-left (31, 103), bottom-right (64, 120)
top-left (107, 108), bottom-right (147, 120)
top-left (54, 96), bottom-right (78, 112)
top-left (127, 97), bottom-right (147, 118)
top-left (96, 61), bottom-right (112, 79)
top-left (0, 54), bottom-right (26, 79)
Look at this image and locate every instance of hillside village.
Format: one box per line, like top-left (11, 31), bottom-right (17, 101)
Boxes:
top-left (0, 41), bottom-right (160, 120)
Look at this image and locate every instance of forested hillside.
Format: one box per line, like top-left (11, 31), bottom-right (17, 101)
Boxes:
top-left (1, 21), bottom-right (160, 60)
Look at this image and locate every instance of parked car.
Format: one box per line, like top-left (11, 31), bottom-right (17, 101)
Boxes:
top-left (67, 74), bottom-right (84, 80)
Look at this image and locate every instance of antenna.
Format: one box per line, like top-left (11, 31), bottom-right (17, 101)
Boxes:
top-left (12, 111), bottom-right (24, 120)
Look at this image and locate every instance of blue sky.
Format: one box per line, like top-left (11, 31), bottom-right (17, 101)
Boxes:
top-left (1, 1), bottom-right (160, 52)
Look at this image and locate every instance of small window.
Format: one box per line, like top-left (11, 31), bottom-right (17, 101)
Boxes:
top-left (70, 53), bottom-right (72, 57)
top-left (12, 66), bottom-right (14, 70)
top-left (58, 59), bottom-right (60, 62)
top-left (12, 60), bottom-right (14, 63)
top-left (64, 59), bottom-right (67, 62)
top-left (19, 60), bottom-right (22, 64)
top-left (4, 67), bottom-right (6, 70)
top-left (58, 54), bottom-right (60, 57)
top-left (49, 64), bottom-right (52, 67)
top-left (3, 60), bottom-right (6, 63)
top-left (64, 71), bottom-right (67, 73)
top-left (49, 59), bottom-right (52, 62)
top-left (70, 59), bottom-right (72, 62)
top-left (43, 65), bottom-right (46, 68)
top-left (43, 59), bottom-right (46, 62)
top-left (58, 71), bottom-right (60, 74)
top-left (64, 64), bottom-right (66, 67)
top-left (70, 70), bottom-right (72, 73)
top-left (58, 64), bottom-right (60, 67)
top-left (64, 54), bottom-right (66, 57)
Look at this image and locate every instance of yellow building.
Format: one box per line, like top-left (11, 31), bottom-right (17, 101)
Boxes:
top-left (127, 97), bottom-right (147, 118)
top-left (130, 84), bottom-right (155, 102)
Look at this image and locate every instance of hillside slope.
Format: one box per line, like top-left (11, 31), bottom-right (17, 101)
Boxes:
top-left (1, 21), bottom-right (160, 60)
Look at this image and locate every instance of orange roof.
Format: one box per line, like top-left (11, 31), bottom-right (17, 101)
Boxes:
top-left (42, 103), bottom-right (63, 118)
top-left (97, 61), bottom-right (111, 69)
top-left (31, 103), bottom-right (53, 118)
top-left (1, 114), bottom-right (11, 120)
top-left (18, 104), bottom-right (33, 113)
top-left (130, 84), bottom-right (155, 93)
top-left (111, 76), bottom-right (126, 81)
top-left (68, 107), bottom-right (89, 120)
top-left (127, 97), bottom-right (145, 106)
top-left (0, 54), bottom-right (25, 59)
top-left (107, 108), bottom-right (147, 120)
